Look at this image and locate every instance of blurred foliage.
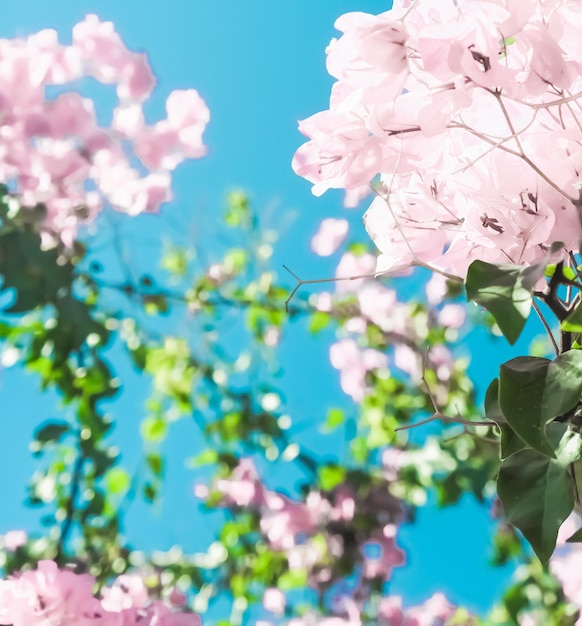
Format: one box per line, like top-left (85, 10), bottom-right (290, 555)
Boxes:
top-left (0, 185), bottom-right (577, 624)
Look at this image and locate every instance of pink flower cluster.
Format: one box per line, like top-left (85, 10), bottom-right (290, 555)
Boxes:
top-left (320, 253), bottom-right (461, 402)
top-left (0, 15), bottom-right (209, 245)
top-left (198, 459), bottom-right (403, 590)
top-left (0, 560), bottom-right (201, 625)
top-left (277, 591), bottom-right (458, 626)
top-left (293, 0), bottom-right (582, 277)
top-left (199, 459), bottom-right (471, 624)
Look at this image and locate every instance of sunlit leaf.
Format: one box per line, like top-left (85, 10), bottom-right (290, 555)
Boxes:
top-left (466, 261), bottom-right (544, 345)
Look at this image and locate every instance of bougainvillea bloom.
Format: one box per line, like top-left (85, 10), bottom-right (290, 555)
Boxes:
top-left (294, 0), bottom-right (582, 278)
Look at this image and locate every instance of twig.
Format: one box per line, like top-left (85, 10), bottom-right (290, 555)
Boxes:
top-left (395, 368), bottom-right (494, 432)
top-left (56, 451), bottom-right (84, 559)
top-left (531, 298), bottom-right (560, 356)
top-left (395, 411), bottom-right (493, 432)
top-left (282, 265), bottom-right (376, 312)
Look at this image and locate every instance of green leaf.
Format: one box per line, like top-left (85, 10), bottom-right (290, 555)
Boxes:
top-left (466, 261), bottom-right (543, 344)
top-left (545, 263), bottom-right (576, 281)
top-left (499, 357), bottom-right (553, 456)
top-left (143, 482), bottom-right (157, 503)
top-left (278, 568), bottom-right (307, 591)
top-left (497, 424), bottom-right (582, 563)
top-left (499, 424), bottom-right (528, 460)
top-left (146, 453), bottom-right (164, 477)
top-left (323, 408), bottom-right (344, 432)
top-left (542, 351), bottom-right (582, 419)
top-left (318, 464), bottom-right (346, 491)
top-left (484, 378), bottom-right (504, 423)
top-left (34, 421), bottom-right (70, 445)
top-left (105, 468), bottom-right (130, 495)
top-left (188, 449), bottom-right (218, 467)
top-left (140, 416), bottom-right (167, 443)
top-left (566, 527), bottom-right (582, 543)
top-left (161, 246), bottom-right (189, 277)
top-left (308, 311), bottom-right (330, 334)
top-left (499, 352), bottom-right (582, 457)
top-left (0, 230), bottom-right (73, 313)
top-left (225, 190), bottom-right (251, 228)
top-left (562, 301), bottom-right (582, 333)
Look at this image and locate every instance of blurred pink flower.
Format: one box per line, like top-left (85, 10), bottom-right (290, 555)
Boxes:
top-left (311, 218), bottom-right (349, 256)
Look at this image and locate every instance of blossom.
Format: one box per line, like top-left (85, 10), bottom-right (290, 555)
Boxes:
top-left (0, 15), bottom-right (209, 244)
top-left (293, 0), bottom-right (582, 277)
top-left (311, 218), bottom-right (349, 256)
top-left (263, 588), bottom-right (286, 615)
top-left (3, 530), bottom-right (27, 551)
top-left (0, 560), bottom-right (102, 626)
top-left (0, 561), bottom-right (202, 626)
top-left (329, 338), bottom-right (388, 402)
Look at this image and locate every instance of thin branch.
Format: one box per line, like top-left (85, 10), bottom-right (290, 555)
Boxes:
top-left (282, 265), bottom-right (376, 312)
top-left (77, 271), bottom-right (308, 317)
top-left (450, 121), bottom-right (576, 204)
top-left (395, 369), bottom-right (494, 432)
top-left (56, 451), bottom-right (84, 559)
top-left (395, 412), bottom-right (493, 432)
top-left (532, 298), bottom-right (560, 356)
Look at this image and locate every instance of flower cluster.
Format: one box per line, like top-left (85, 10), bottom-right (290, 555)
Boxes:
top-left (0, 15), bottom-right (209, 245)
top-left (293, 0), bottom-right (582, 277)
top-left (316, 253), bottom-right (463, 402)
top-left (199, 457), bottom-right (403, 587)
top-left (0, 559), bottom-right (201, 625)
top-left (197, 458), bottom-right (471, 625)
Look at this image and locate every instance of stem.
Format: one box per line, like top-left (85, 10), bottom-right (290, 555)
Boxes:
top-left (532, 298), bottom-right (560, 356)
top-left (56, 451), bottom-right (84, 559)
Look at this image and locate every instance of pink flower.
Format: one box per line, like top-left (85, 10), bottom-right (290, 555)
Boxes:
top-left (0, 560), bottom-right (102, 625)
top-left (361, 525), bottom-right (405, 580)
top-left (335, 253), bottom-right (376, 293)
top-left (100, 574), bottom-right (149, 612)
top-left (311, 218), bottom-right (349, 256)
top-left (263, 588), bottom-right (286, 615)
top-left (437, 304), bottom-right (466, 329)
top-left (330, 339), bottom-right (388, 401)
top-left (3, 530), bottom-right (27, 551)
top-left (0, 16), bottom-right (209, 244)
top-left (425, 274), bottom-right (448, 305)
top-left (213, 458), bottom-right (267, 508)
top-left (260, 492), bottom-right (320, 550)
top-left (294, 1), bottom-right (582, 276)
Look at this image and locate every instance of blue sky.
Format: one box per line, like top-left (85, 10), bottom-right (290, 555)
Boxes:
top-left (0, 0), bottom-right (530, 616)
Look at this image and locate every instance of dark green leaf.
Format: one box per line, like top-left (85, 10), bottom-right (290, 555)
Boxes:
top-left (499, 352), bottom-right (582, 457)
top-left (0, 230), bottom-right (73, 313)
top-left (146, 453), bottom-right (164, 477)
top-left (499, 357), bottom-right (553, 456)
top-left (499, 424), bottom-right (528, 460)
top-left (484, 378), bottom-right (504, 423)
top-left (34, 421), bottom-right (70, 445)
top-left (497, 424), bottom-right (582, 563)
top-left (542, 351), bottom-right (582, 420)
